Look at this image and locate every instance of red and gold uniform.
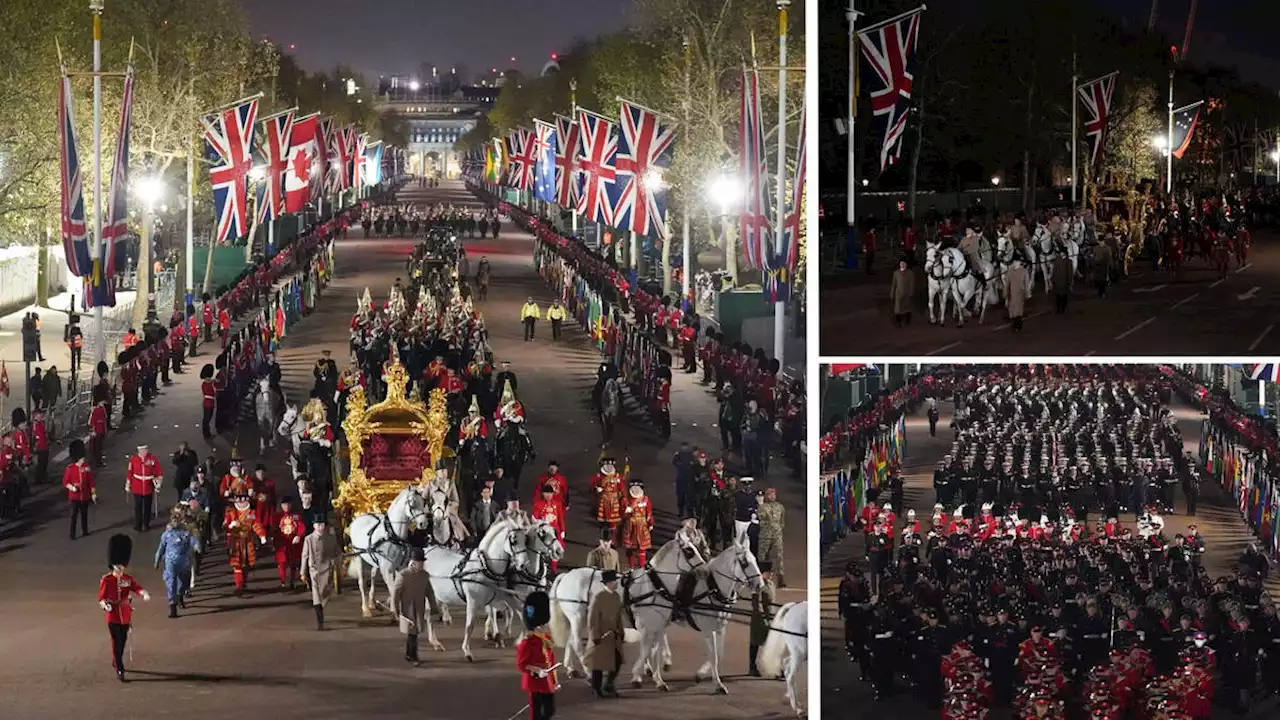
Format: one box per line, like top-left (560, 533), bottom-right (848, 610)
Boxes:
top-left (64, 462), bottom-right (96, 502)
top-left (591, 462), bottom-right (625, 542)
top-left (516, 630), bottom-right (558, 709)
top-left (219, 470), bottom-right (253, 503)
top-left (126, 452), bottom-right (162, 498)
top-left (13, 424), bottom-right (30, 465)
top-left (534, 469), bottom-right (568, 510)
top-left (223, 499), bottom-right (267, 590)
top-left (622, 482), bottom-right (654, 568)
top-left (424, 359), bottom-right (446, 388)
top-left (254, 474), bottom-right (277, 529)
top-left (444, 371), bottom-right (465, 395)
top-left (459, 413), bottom-right (488, 443)
top-left (531, 492), bottom-right (564, 573)
top-left (272, 509), bottom-right (306, 585)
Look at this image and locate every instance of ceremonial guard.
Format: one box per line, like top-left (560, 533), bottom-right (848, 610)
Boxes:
top-left (219, 453), bottom-right (253, 504)
top-left (99, 534), bottom-right (150, 680)
top-left (273, 497), bottom-right (306, 589)
top-left (534, 460), bottom-right (569, 512)
top-left (126, 444), bottom-right (163, 532)
top-left (252, 464), bottom-right (278, 530)
top-left (586, 570), bottom-right (625, 698)
top-left (494, 359), bottom-right (518, 397)
top-left (32, 409), bottom-right (49, 485)
top-left (532, 484), bottom-right (565, 572)
top-left (591, 457), bottom-right (625, 544)
top-left (153, 506), bottom-right (200, 617)
top-left (460, 396), bottom-right (489, 444)
top-left (517, 591), bottom-right (559, 719)
top-left (301, 516), bottom-right (340, 629)
top-left (426, 464), bottom-right (469, 543)
top-left (496, 378), bottom-right (526, 428)
top-left (200, 364), bottom-right (217, 438)
top-left (223, 493), bottom-right (267, 593)
top-left (64, 439), bottom-right (96, 539)
top-left (586, 529), bottom-right (621, 572)
top-left (621, 479), bottom-right (654, 569)
top-left (88, 397), bottom-right (108, 466)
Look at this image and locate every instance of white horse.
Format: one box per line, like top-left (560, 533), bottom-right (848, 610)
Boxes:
top-left (756, 601), bottom-right (808, 716)
top-left (944, 246), bottom-right (991, 324)
top-left (276, 405), bottom-right (305, 479)
top-left (423, 517), bottom-right (564, 660)
top-left (253, 378), bottom-right (281, 453)
top-left (549, 568), bottom-right (669, 679)
top-left (1035, 225), bottom-right (1080, 279)
top-left (346, 486), bottom-right (435, 618)
top-left (924, 242), bottom-right (953, 325)
top-left (996, 231), bottom-right (1036, 300)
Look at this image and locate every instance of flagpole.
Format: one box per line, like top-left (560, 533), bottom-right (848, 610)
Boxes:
top-left (91, 0), bottom-right (104, 363)
top-left (681, 38), bottom-right (692, 306)
top-left (1167, 70), bottom-right (1174, 194)
top-left (186, 147), bottom-right (194, 294)
top-left (570, 79), bottom-right (580, 238)
top-left (1071, 50), bottom-right (1078, 206)
top-left (846, 2), bottom-right (861, 270)
top-left (1254, 117), bottom-right (1259, 186)
top-left (773, 0), bottom-right (789, 367)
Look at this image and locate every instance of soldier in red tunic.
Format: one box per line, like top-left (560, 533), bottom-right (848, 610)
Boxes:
top-left (273, 497), bottom-right (306, 589)
top-left (622, 479), bottom-right (654, 568)
top-left (99, 534), bottom-right (150, 681)
top-left (200, 364), bottom-right (217, 438)
top-left (532, 484), bottom-right (565, 573)
top-left (591, 457), bottom-right (625, 544)
top-left (516, 591), bottom-right (559, 719)
top-left (224, 493), bottom-right (268, 593)
top-left (32, 409), bottom-right (49, 484)
top-left (253, 464), bottom-right (278, 530)
top-left (126, 444), bottom-right (163, 532)
top-left (64, 438), bottom-right (96, 539)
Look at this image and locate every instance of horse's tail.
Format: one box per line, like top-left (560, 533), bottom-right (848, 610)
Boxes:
top-left (756, 602), bottom-right (798, 678)
top-left (346, 554), bottom-right (364, 579)
top-left (549, 574), bottom-right (570, 647)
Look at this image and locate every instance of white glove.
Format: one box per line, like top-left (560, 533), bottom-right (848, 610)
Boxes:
top-left (260, 537), bottom-right (268, 545)
top-left (292, 536), bottom-right (301, 545)
top-left (229, 521), bottom-right (239, 529)
top-left (140, 590), bottom-right (151, 602)
top-left (66, 484), bottom-right (77, 492)
top-left (532, 668), bottom-right (547, 678)
top-left (100, 600), bottom-right (112, 612)
top-left (596, 487), bottom-right (602, 493)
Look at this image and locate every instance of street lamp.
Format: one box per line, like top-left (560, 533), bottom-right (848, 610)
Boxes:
top-left (643, 167), bottom-right (666, 192)
top-left (861, 178), bottom-right (869, 187)
top-left (706, 172), bottom-right (742, 285)
top-left (249, 165), bottom-right (266, 182)
top-left (133, 173), bottom-right (164, 329)
top-left (991, 176), bottom-right (1001, 187)
top-left (408, 79), bottom-right (421, 92)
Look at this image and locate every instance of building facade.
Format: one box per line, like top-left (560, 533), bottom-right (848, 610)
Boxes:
top-left (374, 87), bottom-right (497, 179)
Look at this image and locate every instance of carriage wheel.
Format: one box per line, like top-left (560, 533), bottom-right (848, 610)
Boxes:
top-left (1122, 245), bottom-right (1136, 277)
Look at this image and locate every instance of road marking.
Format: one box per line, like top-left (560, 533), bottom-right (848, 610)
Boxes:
top-left (1235, 262), bottom-right (1253, 273)
top-left (1114, 317), bottom-right (1156, 341)
top-left (1238, 286), bottom-right (1261, 301)
top-left (927, 341), bottom-right (964, 356)
top-left (1084, 350), bottom-right (1097, 356)
top-left (0, 331), bottom-right (13, 337)
top-left (1209, 278), bottom-right (1226, 289)
top-left (1171, 293), bottom-right (1199, 310)
top-left (1133, 284), bottom-right (1167, 293)
top-left (1249, 325), bottom-right (1274, 353)
top-left (990, 309), bottom-right (1048, 332)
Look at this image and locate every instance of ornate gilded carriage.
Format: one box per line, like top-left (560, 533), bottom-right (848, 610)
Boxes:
top-left (334, 359), bottom-right (451, 521)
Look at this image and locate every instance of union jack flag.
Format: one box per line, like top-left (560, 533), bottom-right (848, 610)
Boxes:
top-left (574, 110), bottom-right (619, 226)
top-left (326, 121), bottom-right (350, 192)
top-left (554, 114), bottom-right (580, 208)
top-left (350, 131), bottom-right (367, 189)
top-left (202, 96), bottom-right (260, 245)
top-left (857, 6), bottom-right (923, 171)
top-left (740, 68), bottom-right (770, 271)
top-left (318, 117), bottom-right (333, 195)
top-left (58, 69), bottom-right (91, 278)
top-left (1076, 71), bottom-right (1117, 168)
top-left (1250, 364), bottom-right (1280, 382)
top-left (260, 110), bottom-right (294, 221)
top-left (91, 65), bottom-right (136, 308)
top-left (611, 100), bottom-right (677, 238)
top-left (1222, 120), bottom-right (1253, 171)
top-left (766, 104), bottom-right (806, 303)
top-left (504, 127), bottom-right (537, 191)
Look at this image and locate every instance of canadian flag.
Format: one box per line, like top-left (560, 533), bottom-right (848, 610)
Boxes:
top-left (285, 113), bottom-right (321, 214)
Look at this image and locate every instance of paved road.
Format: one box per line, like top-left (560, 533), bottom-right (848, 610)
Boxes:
top-left (818, 391), bottom-right (1280, 719)
top-left (0, 180), bottom-right (806, 720)
top-left (820, 229), bottom-right (1280, 355)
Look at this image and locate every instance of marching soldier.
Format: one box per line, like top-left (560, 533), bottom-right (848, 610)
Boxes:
top-left (516, 591), bottom-right (559, 719)
top-left (621, 479), bottom-right (654, 569)
top-left (64, 439), bottom-right (96, 539)
top-left (126, 444), bottom-right (163, 532)
top-left (223, 493), bottom-right (267, 594)
top-left (867, 602), bottom-right (897, 700)
top-left (591, 457), bottom-right (625, 545)
top-left (838, 561), bottom-right (872, 676)
top-left (153, 506), bottom-right (200, 618)
top-left (200, 364), bottom-right (217, 438)
top-left (99, 534), bottom-right (150, 681)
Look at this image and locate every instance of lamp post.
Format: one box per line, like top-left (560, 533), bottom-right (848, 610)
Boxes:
top-left (1271, 149), bottom-right (1280, 183)
top-left (707, 171), bottom-right (742, 286)
top-left (90, 0), bottom-right (105, 363)
top-left (132, 173), bottom-right (163, 332)
top-left (991, 176), bottom-right (1001, 212)
top-left (1152, 135), bottom-right (1170, 189)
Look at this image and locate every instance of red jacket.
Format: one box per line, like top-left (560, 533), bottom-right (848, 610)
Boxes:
top-left (98, 572), bottom-right (145, 625)
top-left (202, 304), bottom-right (214, 327)
top-left (64, 462), bottom-right (95, 502)
top-left (202, 381), bottom-right (217, 409)
top-left (89, 405), bottom-right (108, 436)
top-left (13, 427), bottom-right (30, 464)
top-left (32, 419), bottom-right (48, 451)
top-left (127, 454), bottom-right (163, 496)
top-left (516, 631), bottom-right (558, 693)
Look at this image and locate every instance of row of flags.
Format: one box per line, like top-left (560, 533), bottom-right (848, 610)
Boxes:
top-left (58, 75), bottom-right (399, 305)
top-left (1201, 426), bottom-right (1280, 558)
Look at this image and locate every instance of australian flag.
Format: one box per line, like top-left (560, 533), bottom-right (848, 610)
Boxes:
top-left (533, 120), bottom-right (557, 202)
top-left (1171, 100), bottom-right (1205, 159)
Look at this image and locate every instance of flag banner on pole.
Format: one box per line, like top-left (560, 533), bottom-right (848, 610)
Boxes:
top-left (350, 132), bottom-right (367, 188)
top-left (611, 99), bottom-right (677, 239)
top-left (202, 96), bottom-right (260, 245)
top-left (254, 174), bottom-right (270, 227)
top-left (767, 102), bottom-right (806, 303)
top-left (325, 121), bottom-right (348, 192)
top-left (1249, 364), bottom-right (1280, 381)
top-left (504, 127), bottom-right (537, 190)
top-left (857, 5), bottom-right (924, 171)
top-left (318, 117), bottom-right (333, 194)
top-left (533, 120), bottom-right (557, 202)
top-left (59, 69), bottom-right (92, 278)
top-left (1076, 71), bottom-right (1117, 168)
top-left (90, 64), bottom-right (136, 309)
top-left (363, 139), bottom-right (383, 186)
top-left (829, 363), bottom-right (875, 375)
top-left (741, 68), bottom-right (770, 270)
top-left (285, 113), bottom-right (320, 213)
top-left (1223, 120), bottom-right (1252, 171)
top-left (574, 109), bottom-right (620, 226)
top-left (260, 109), bottom-right (294, 221)
top-left (553, 114), bottom-right (580, 208)
top-left (1171, 101), bottom-right (1205, 159)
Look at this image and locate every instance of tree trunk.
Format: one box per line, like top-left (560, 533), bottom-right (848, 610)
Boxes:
top-left (661, 218), bottom-right (673, 297)
top-left (131, 222), bottom-right (151, 332)
top-left (907, 102), bottom-right (924, 222)
top-left (721, 214), bottom-right (739, 287)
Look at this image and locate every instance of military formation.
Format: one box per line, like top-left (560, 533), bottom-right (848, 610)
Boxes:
top-left (838, 365), bottom-right (1280, 718)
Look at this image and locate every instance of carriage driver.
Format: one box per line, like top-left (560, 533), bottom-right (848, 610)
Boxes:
top-left (673, 515), bottom-right (712, 623)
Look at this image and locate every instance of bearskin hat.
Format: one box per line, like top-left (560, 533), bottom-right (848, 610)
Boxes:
top-left (107, 534), bottom-right (133, 568)
top-left (523, 590), bottom-right (550, 630)
top-left (68, 438), bottom-right (86, 462)
top-left (200, 363), bottom-right (215, 379)
top-left (11, 408), bottom-right (26, 427)
top-left (201, 292), bottom-right (212, 303)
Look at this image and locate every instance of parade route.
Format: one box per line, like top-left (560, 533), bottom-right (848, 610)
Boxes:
top-left (0, 180), bottom-right (806, 720)
top-left (819, 229), bottom-right (1280, 356)
top-left (818, 394), bottom-right (1280, 720)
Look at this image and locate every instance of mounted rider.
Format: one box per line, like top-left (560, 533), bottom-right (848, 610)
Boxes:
top-left (425, 463), bottom-right (469, 544)
top-left (495, 378), bottom-right (525, 429)
top-left (673, 515), bottom-right (712, 623)
top-left (459, 395), bottom-right (489, 446)
top-left (298, 398), bottom-right (335, 502)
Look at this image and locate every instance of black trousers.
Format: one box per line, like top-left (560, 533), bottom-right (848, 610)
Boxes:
top-left (108, 622), bottom-right (129, 671)
top-left (405, 633), bottom-right (419, 660)
top-left (529, 691), bottom-right (555, 720)
top-left (550, 319), bottom-right (562, 340)
top-left (36, 450), bottom-right (49, 484)
top-left (70, 500), bottom-right (90, 537)
top-left (202, 406), bottom-right (214, 437)
top-left (132, 493), bottom-right (153, 531)
top-left (523, 317), bottom-right (536, 340)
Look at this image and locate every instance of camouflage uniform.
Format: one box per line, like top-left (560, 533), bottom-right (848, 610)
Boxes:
top-left (757, 499), bottom-right (785, 585)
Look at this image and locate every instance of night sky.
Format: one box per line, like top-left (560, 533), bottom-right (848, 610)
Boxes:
top-left (1103, 0), bottom-right (1280, 88)
top-left (241, 0), bottom-right (636, 80)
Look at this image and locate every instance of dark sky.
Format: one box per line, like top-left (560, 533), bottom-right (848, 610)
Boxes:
top-left (242, 0), bottom-right (636, 81)
top-left (1102, 0), bottom-right (1280, 88)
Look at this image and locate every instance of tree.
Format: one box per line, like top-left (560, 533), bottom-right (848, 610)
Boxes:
top-left (1101, 81), bottom-right (1163, 187)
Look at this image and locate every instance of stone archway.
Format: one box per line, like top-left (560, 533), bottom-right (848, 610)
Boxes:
top-left (424, 151), bottom-right (442, 176)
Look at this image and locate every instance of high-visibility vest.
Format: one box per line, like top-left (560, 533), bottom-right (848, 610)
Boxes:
top-left (521, 303), bottom-right (540, 320)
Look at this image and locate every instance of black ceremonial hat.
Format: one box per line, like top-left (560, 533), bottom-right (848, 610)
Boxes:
top-left (108, 533), bottom-right (133, 568)
top-left (68, 438), bottom-right (86, 462)
top-left (523, 590), bottom-right (550, 630)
